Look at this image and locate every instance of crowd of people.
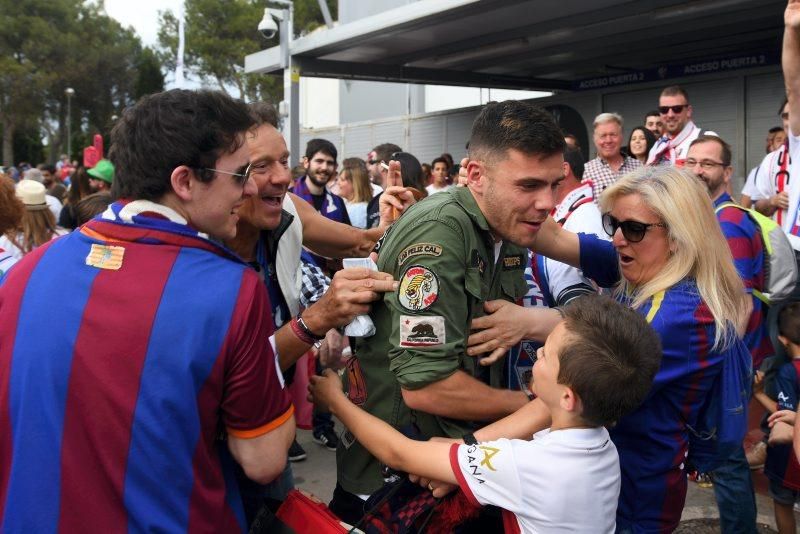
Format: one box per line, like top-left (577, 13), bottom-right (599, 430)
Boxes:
top-left (3, 2), bottom-right (800, 533)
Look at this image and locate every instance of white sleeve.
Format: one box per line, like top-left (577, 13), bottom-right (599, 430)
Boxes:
top-left (543, 204), bottom-right (606, 304)
top-left (450, 439), bottom-right (523, 512)
top-left (754, 151), bottom-right (778, 201)
top-left (741, 167), bottom-right (759, 198)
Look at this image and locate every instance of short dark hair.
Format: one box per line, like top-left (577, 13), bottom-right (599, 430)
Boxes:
top-left (393, 152), bottom-right (426, 194)
top-left (109, 89), bottom-right (254, 201)
top-left (660, 85), bottom-right (689, 102)
top-left (557, 295), bottom-right (662, 427)
top-left (431, 157), bottom-right (449, 168)
top-left (305, 138), bottom-right (337, 163)
top-left (249, 101), bottom-right (279, 128)
top-left (645, 110), bottom-right (661, 120)
top-left (75, 192), bottom-right (113, 226)
top-left (769, 126), bottom-right (786, 135)
top-left (779, 302), bottom-right (800, 345)
top-left (468, 100), bottom-right (564, 165)
top-left (372, 143), bottom-right (402, 163)
top-left (563, 146), bottom-right (585, 180)
top-left (689, 134), bottom-right (732, 167)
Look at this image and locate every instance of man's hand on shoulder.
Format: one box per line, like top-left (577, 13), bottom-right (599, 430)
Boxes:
top-left (302, 268), bottom-right (398, 334)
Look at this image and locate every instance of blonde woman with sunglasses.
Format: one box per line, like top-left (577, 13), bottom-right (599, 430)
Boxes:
top-left (465, 165), bottom-right (749, 532)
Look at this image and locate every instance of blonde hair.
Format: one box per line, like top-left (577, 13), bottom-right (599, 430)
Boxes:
top-left (5, 209), bottom-right (59, 254)
top-left (599, 166), bottom-right (748, 349)
top-left (341, 158), bottom-right (372, 203)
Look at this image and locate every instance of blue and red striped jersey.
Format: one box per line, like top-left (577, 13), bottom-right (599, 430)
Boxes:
top-left (578, 233), bottom-right (740, 532)
top-left (764, 359), bottom-right (800, 491)
top-left (714, 192), bottom-right (772, 369)
top-left (0, 202), bottom-right (292, 532)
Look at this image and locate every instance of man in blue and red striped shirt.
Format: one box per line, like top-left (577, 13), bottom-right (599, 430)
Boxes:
top-left (687, 134), bottom-right (765, 534)
top-left (0, 89), bottom-right (295, 532)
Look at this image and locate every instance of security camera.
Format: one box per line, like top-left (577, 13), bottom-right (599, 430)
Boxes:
top-left (258, 8), bottom-right (279, 40)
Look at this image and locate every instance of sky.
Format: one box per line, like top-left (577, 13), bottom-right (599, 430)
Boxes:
top-left (104, 0), bottom-right (183, 47)
top-left (100, 0), bottom-right (546, 123)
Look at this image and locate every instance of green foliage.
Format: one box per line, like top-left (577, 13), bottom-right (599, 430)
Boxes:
top-left (0, 0), bottom-right (166, 165)
top-left (157, 0), bottom-right (336, 104)
top-left (136, 48), bottom-right (166, 99)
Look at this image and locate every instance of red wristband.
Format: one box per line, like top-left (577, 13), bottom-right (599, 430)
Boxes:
top-left (289, 317), bottom-right (317, 345)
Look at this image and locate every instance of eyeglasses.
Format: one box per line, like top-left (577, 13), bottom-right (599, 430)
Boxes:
top-left (780, 112), bottom-right (790, 120)
top-left (684, 159), bottom-right (727, 170)
top-left (658, 105), bottom-right (688, 115)
top-left (602, 213), bottom-right (667, 243)
top-left (200, 165), bottom-right (252, 187)
top-left (368, 160), bottom-right (379, 165)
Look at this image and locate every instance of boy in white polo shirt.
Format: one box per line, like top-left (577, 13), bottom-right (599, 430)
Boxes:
top-left (310, 295), bottom-right (662, 533)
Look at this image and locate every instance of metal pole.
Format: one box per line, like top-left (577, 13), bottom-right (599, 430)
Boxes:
top-left (279, 4), bottom-right (300, 168)
top-left (65, 87), bottom-right (75, 160)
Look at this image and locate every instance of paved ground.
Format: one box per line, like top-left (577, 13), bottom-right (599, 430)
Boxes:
top-left (291, 425), bottom-right (796, 532)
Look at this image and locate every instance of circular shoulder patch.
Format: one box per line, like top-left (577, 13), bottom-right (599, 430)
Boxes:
top-left (398, 265), bottom-right (439, 312)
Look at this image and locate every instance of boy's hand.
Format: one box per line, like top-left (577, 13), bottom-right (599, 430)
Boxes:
top-left (752, 370), bottom-right (765, 394)
top-left (769, 420), bottom-right (794, 445)
top-left (788, 0), bottom-right (800, 30)
top-left (308, 369), bottom-right (345, 412)
top-left (768, 409), bottom-right (797, 427)
top-left (408, 473), bottom-right (458, 498)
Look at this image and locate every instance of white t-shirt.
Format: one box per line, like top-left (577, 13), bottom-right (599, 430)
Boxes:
top-left (344, 200), bottom-right (368, 229)
top-left (450, 428), bottom-right (620, 533)
top-left (543, 184), bottom-right (608, 304)
top-left (786, 132), bottom-right (800, 250)
top-left (0, 248), bottom-right (17, 278)
top-left (0, 229), bottom-right (68, 261)
top-left (646, 121), bottom-right (713, 166)
top-left (425, 183), bottom-right (451, 196)
top-left (741, 166), bottom-right (760, 199)
top-left (547, 193), bottom-right (608, 302)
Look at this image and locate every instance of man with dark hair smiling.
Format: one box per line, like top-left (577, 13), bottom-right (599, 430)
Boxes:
top-left (0, 89), bottom-right (294, 531)
top-left (329, 100), bottom-right (565, 525)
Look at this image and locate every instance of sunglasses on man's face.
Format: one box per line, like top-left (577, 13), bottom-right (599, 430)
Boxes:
top-left (780, 112), bottom-right (790, 120)
top-left (658, 105), bottom-right (688, 115)
top-left (602, 213), bottom-right (667, 243)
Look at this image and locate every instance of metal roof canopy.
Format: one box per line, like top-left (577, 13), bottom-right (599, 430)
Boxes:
top-left (245, 0), bottom-right (786, 92)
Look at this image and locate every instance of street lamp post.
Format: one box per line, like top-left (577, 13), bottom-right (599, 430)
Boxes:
top-left (259, 1), bottom-right (298, 167)
top-left (65, 87), bottom-right (75, 161)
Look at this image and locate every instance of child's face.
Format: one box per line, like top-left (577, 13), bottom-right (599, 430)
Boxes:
top-left (531, 321), bottom-right (567, 406)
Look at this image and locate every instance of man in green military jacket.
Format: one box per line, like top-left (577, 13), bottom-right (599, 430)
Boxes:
top-left (329, 100), bottom-right (566, 523)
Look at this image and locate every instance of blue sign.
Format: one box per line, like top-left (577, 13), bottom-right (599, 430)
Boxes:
top-left (573, 51), bottom-right (779, 91)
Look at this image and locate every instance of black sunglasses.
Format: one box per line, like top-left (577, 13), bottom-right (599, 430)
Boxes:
top-left (602, 213), bottom-right (667, 243)
top-left (658, 105), bottom-right (688, 115)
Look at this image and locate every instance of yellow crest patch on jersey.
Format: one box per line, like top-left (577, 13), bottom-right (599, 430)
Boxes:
top-left (86, 244), bottom-right (125, 270)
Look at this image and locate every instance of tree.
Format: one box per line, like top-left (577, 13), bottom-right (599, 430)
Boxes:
top-left (136, 47), bottom-right (166, 99)
top-left (0, 0), bottom-right (166, 166)
top-left (157, 0), bottom-right (336, 105)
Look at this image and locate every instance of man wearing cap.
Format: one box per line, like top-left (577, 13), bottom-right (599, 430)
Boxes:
top-left (0, 90), bottom-right (295, 532)
top-left (87, 159), bottom-right (114, 192)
